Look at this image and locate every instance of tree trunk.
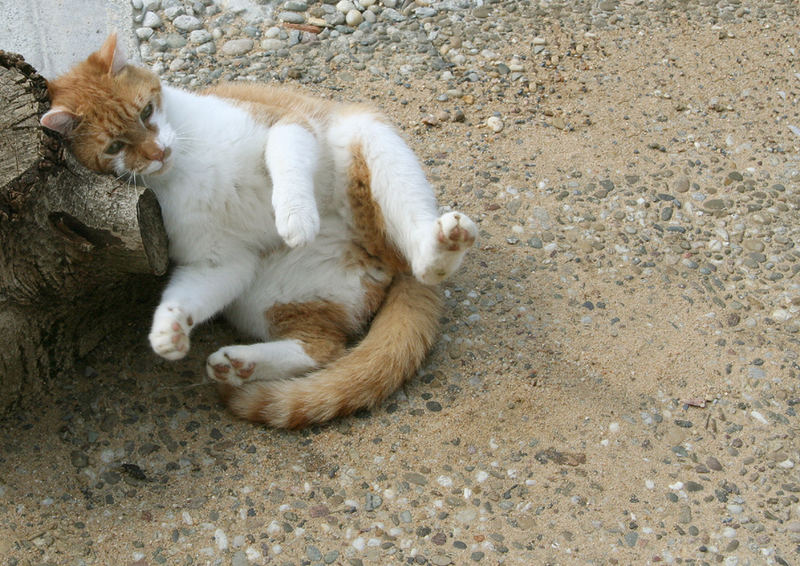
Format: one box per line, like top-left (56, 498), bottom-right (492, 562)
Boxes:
top-left (0, 51), bottom-right (169, 414)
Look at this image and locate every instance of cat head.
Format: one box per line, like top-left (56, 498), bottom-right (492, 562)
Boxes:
top-left (40, 33), bottom-right (175, 176)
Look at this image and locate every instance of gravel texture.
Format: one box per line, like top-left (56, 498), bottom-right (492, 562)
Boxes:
top-left (2, 0), bottom-right (800, 564)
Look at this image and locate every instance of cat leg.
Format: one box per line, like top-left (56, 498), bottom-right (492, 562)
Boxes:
top-left (149, 256), bottom-right (257, 360)
top-left (207, 299), bottom-right (350, 386)
top-left (265, 122), bottom-right (320, 247)
top-left (339, 116), bottom-right (477, 284)
top-left (206, 340), bottom-right (318, 385)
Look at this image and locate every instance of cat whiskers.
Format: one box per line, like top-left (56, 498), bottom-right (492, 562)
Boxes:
top-left (108, 170), bottom-right (130, 195)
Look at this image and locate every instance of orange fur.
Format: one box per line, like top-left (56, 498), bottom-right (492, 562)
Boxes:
top-left (346, 145), bottom-right (411, 274)
top-left (225, 275), bottom-right (441, 428)
top-left (265, 300), bottom-right (353, 365)
top-left (221, 143), bottom-right (440, 428)
top-left (48, 36), bottom-right (449, 429)
top-left (45, 36), bottom-right (161, 174)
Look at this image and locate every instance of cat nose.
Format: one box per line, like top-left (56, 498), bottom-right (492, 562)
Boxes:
top-left (145, 146), bottom-right (165, 161)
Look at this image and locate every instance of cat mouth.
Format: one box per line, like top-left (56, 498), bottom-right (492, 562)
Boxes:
top-left (141, 148), bottom-right (173, 175)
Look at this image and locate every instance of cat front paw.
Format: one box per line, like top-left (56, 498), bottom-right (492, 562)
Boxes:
top-left (149, 303), bottom-right (193, 360)
top-left (275, 205), bottom-right (320, 247)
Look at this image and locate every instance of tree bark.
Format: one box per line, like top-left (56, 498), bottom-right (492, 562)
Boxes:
top-left (0, 51), bottom-right (169, 414)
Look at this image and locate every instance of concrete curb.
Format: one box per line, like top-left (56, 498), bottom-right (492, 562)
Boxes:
top-left (0, 0), bottom-right (137, 79)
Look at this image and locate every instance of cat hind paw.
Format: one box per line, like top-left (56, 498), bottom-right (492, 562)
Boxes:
top-left (415, 212), bottom-right (477, 285)
top-left (206, 347), bottom-right (257, 386)
top-left (436, 211), bottom-right (477, 252)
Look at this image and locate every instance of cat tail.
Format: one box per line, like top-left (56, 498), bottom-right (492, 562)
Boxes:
top-left (221, 274), bottom-right (441, 428)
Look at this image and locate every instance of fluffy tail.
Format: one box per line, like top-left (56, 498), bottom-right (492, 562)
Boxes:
top-left (221, 275), bottom-right (441, 428)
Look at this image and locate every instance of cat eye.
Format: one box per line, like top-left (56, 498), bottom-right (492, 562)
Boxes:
top-left (140, 102), bottom-right (153, 122)
top-left (105, 140), bottom-right (125, 155)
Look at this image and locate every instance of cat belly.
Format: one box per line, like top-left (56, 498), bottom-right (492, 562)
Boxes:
top-left (223, 220), bottom-right (381, 339)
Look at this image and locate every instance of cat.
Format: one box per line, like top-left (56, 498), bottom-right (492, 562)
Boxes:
top-left (40, 33), bottom-right (476, 428)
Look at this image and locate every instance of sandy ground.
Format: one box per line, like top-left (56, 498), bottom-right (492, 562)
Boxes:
top-left (2, 2), bottom-right (800, 565)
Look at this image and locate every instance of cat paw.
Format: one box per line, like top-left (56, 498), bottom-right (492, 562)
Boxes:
top-left (206, 347), bottom-right (258, 386)
top-left (436, 211), bottom-right (477, 252)
top-left (415, 212), bottom-right (477, 285)
top-left (149, 303), bottom-right (193, 360)
top-left (275, 205), bottom-right (320, 247)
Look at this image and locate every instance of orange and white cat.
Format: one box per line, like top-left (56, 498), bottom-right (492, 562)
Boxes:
top-left (41, 34), bottom-right (476, 428)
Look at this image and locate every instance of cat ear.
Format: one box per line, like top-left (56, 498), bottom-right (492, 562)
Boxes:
top-left (40, 106), bottom-right (79, 136)
top-left (97, 32), bottom-right (127, 75)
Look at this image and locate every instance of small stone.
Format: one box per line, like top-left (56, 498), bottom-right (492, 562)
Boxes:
top-left (222, 38), bottom-right (254, 56)
top-left (455, 508), bottom-right (477, 522)
top-left (136, 27), bottom-right (154, 40)
top-left (101, 470), bottom-right (120, 484)
top-left (161, 32), bottom-right (185, 48)
top-left (742, 239), bottom-right (765, 252)
top-left (196, 42), bottom-right (216, 55)
top-left (365, 493), bottom-right (382, 511)
top-left (231, 551), bottom-right (250, 566)
top-left (278, 11), bottom-right (305, 24)
top-left (426, 401), bottom-right (442, 412)
top-left (70, 450), bottom-right (89, 469)
top-left (772, 309), bottom-right (791, 322)
top-left (283, 0), bottom-right (308, 10)
top-left (674, 176), bottom-right (690, 192)
top-left (172, 15), bottom-right (202, 32)
top-left (214, 528), bottom-right (228, 551)
top-left (189, 30), bottom-right (212, 44)
top-left (431, 556), bottom-right (451, 566)
top-left (261, 39), bottom-right (285, 51)
top-left (381, 7), bottom-right (404, 22)
top-left (306, 546), bottom-right (323, 561)
top-left (706, 456), bottom-right (723, 471)
top-left (346, 9), bottom-right (363, 26)
top-left (142, 11), bottom-right (161, 28)
top-left (487, 116), bottom-right (504, 133)
top-left (336, 0), bottom-right (355, 13)
top-left (404, 472), bottom-right (427, 485)
top-left (703, 198), bottom-right (726, 211)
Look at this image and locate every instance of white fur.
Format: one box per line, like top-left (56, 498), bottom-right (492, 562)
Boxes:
top-left (266, 123), bottom-right (321, 247)
top-left (206, 340), bottom-right (317, 385)
top-left (139, 84), bottom-right (475, 369)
